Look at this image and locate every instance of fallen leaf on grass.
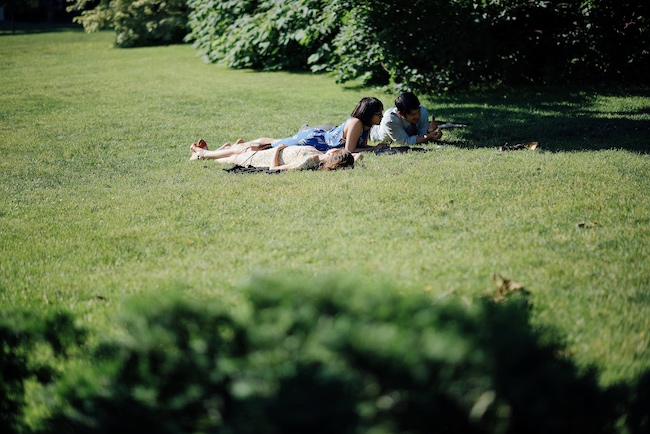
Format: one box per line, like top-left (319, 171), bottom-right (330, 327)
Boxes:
top-left (499, 141), bottom-right (539, 151)
top-left (491, 273), bottom-right (527, 302)
top-left (555, 349), bottom-right (577, 358)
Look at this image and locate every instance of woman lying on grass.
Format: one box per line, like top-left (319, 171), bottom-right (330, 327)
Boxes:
top-left (192, 97), bottom-right (388, 161)
top-left (267, 96), bottom-right (389, 153)
top-left (189, 140), bottom-right (357, 171)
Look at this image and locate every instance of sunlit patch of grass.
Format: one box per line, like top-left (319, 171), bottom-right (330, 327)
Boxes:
top-left (1, 30), bottom-right (649, 386)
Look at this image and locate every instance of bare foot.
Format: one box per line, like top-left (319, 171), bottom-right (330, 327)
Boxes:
top-left (235, 138), bottom-right (245, 145)
top-left (189, 144), bottom-right (205, 161)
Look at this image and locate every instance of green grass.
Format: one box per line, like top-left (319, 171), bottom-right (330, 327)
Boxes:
top-left (1, 29), bottom-right (649, 386)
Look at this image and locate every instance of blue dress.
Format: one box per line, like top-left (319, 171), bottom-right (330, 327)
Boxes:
top-left (273, 118), bottom-right (369, 152)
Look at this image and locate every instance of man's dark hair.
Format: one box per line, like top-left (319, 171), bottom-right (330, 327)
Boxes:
top-left (395, 92), bottom-right (420, 115)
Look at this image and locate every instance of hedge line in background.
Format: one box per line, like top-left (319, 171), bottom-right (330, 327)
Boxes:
top-left (2, 277), bottom-right (649, 433)
top-left (68, 0), bottom-right (188, 47)
top-left (68, 0), bottom-right (649, 92)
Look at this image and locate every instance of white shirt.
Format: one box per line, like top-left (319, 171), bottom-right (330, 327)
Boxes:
top-left (370, 106), bottom-right (430, 146)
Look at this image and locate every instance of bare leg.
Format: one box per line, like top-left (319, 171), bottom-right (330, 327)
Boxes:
top-left (216, 138), bottom-right (245, 151)
top-left (190, 143), bottom-right (252, 160)
top-left (223, 138), bottom-right (275, 148)
top-left (248, 138), bottom-right (275, 146)
top-left (213, 154), bottom-right (241, 164)
top-left (189, 138), bottom-right (277, 161)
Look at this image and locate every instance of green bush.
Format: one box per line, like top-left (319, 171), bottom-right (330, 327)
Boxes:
top-left (70, 0), bottom-right (648, 89)
top-left (68, 0), bottom-right (189, 47)
top-left (324, 0), bottom-right (494, 92)
top-left (36, 277), bottom-right (632, 434)
top-left (185, 0), bottom-right (335, 70)
top-left (325, 0), bottom-right (650, 91)
top-left (184, 0), bottom-right (649, 92)
top-left (1, 311), bottom-right (85, 433)
top-left (579, 0), bottom-right (650, 84)
top-left (0, 0), bottom-right (39, 23)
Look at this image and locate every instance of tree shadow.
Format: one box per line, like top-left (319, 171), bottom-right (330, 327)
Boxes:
top-left (427, 86), bottom-right (650, 153)
top-left (0, 22), bottom-right (82, 36)
top-left (627, 369), bottom-right (650, 434)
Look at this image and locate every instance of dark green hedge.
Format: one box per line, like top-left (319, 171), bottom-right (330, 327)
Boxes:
top-left (69, 0), bottom-right (649, 91)
top-left (3, 276), bottom-right (649, 433)
top-left (185, 0), bottom-right (650, 92)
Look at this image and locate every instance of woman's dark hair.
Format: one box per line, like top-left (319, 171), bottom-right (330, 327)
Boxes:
top-left (395, 92), bottom-right (420, 115)
top-left (350, 97), bottom-right (384, 127)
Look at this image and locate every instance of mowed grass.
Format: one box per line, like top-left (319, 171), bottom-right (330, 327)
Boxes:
top-left (1, 29), bottom-right (649, 386)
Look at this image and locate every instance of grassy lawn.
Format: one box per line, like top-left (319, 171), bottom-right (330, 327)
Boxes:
top-left (1, 28), bottom-right (649, 387)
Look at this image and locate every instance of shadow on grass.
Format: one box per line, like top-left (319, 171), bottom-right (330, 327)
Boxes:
top-left (0, 21), bottom-right (82, 36)
top-left (429, 86), bottom-right (650, 153)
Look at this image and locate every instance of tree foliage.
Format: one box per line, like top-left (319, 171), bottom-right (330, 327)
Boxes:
top-left (185, 0), bottom-right (650, 92)
top-left (0, 0), bottom-right (39, 32)
top-left (185, 0), bottom-right (336, 70)
top-left (69, 0), bottom-right (649, 90)
top-left (67, 0), bottom-right (189, 47)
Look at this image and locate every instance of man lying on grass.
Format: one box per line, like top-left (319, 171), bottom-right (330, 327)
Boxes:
top-left (370, 92), bottom-right (442, 146)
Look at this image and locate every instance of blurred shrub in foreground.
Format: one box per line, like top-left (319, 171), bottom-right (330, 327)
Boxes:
top-left (34, 276), bottom-right (633, 434)
top-left (1, 310), bottom-right (85, 433)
